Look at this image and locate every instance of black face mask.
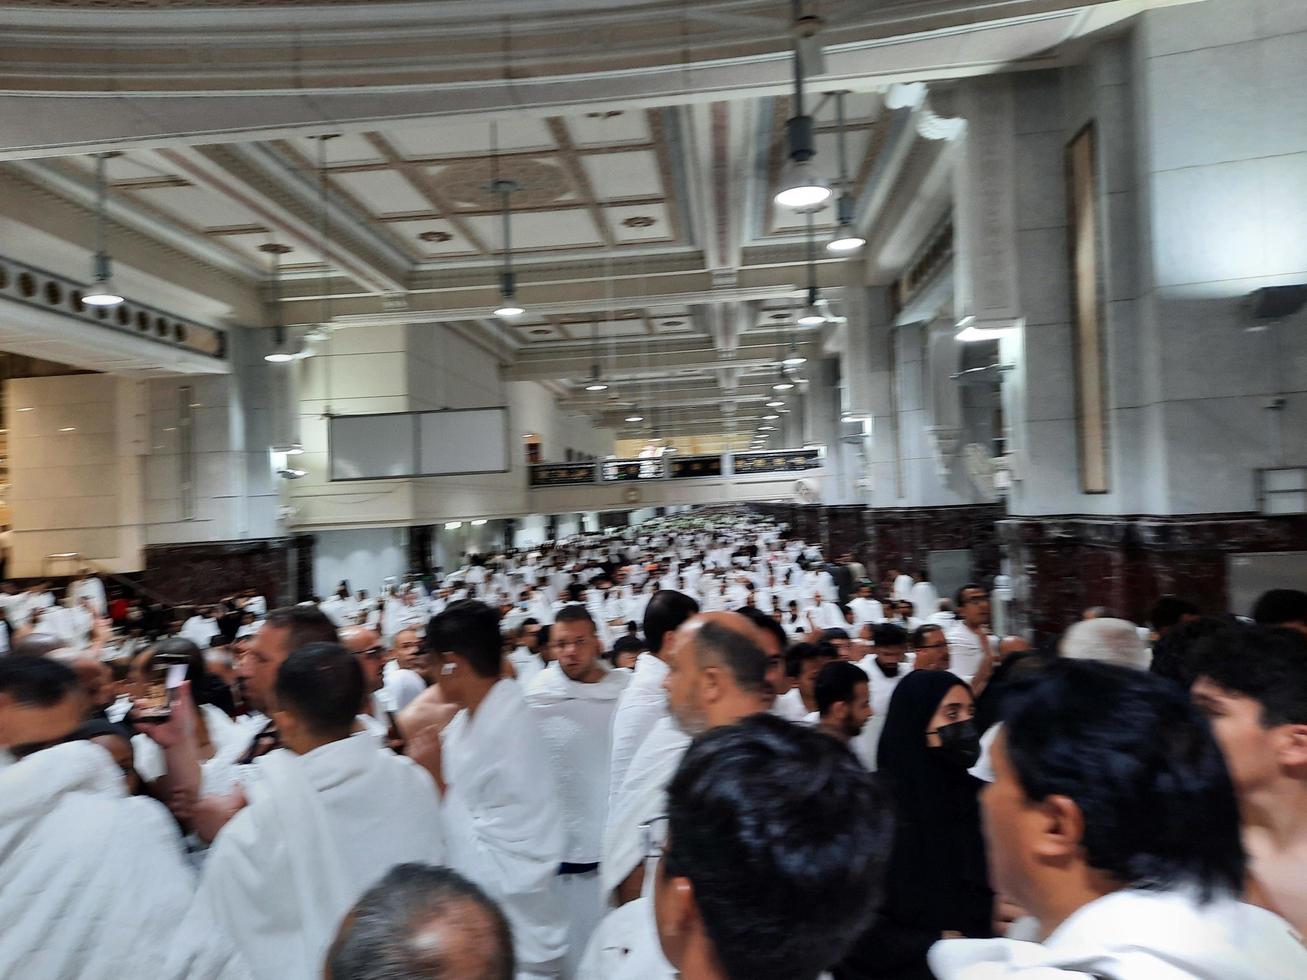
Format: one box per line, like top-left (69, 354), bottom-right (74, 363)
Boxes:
top-left (929, 718), bottom-right (981, 769)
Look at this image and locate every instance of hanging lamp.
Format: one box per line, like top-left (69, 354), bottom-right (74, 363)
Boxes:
top-left (798, 212), bottom-right (826, 326)
top-left (774, 2), bottom-right (831, 212)
top-left (489, 124), bottom-right (525, 318)
top-left (828, 91), bottom-right (867, 253)
top-left (261, 243), bottom-right (296, 363)
top-left (83, 153), bottom-right (124, 307)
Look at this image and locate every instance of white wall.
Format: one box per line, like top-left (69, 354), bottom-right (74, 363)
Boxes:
top-left (8, 374), bottom-right (145, 575)
top-left (313, 526), bottom-right (409, 598)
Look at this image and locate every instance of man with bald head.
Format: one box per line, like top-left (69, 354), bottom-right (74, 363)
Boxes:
top-left (601, 611), bottom-right (769, 905)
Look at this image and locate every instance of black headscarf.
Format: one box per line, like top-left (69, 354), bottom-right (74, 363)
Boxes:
top-left (835, 670), bottom-right (993, 980)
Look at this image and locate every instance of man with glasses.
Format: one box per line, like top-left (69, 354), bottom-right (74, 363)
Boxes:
top-left (580, 715), bottom-right (892, 979)
top-left (525, 604), bottom-right (630, 978)
top-left (945, 584), bottom-right (997, 686)
top-left (910, 624), bottom-right (951, 672)
top-left (341, 625), bottom-right (400, 746)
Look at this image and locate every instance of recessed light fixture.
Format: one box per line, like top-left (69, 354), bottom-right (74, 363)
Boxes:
top-left (758, 425), bottom-right (776, 432)
top-left (16, 407), bottom-right (33, 413)
top-left (625, 414), bottom-right (644, 422)
top-left (766, 399), bottom-right (785, 408)
top-left (772, 380), bottom-right (795, 391)
top-left (471, 519), bottom-right (488, 526)
top-left (59, 426), bottom-right (76, 433)
top-left (763, 414), bottom-right (780, 420)
top-left (444, 521), bottom-right (463, 530)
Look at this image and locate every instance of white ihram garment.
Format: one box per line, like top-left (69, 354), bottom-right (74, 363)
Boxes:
top-left (442, 679), bottom-right (568, 976)
top-left (526, 662), bottom-right (631, 978)
top-left (0, 741), bottom-right (246, 980)
top-left (607, 653), bottom-right (670, 812)
top-left (188, 731), bottom-right (444, 980)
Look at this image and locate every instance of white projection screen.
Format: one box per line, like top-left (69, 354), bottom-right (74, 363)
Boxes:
top-left (328, 408), bottom-right (509, 481)
top-left (328, 413), bottom-right (416, 481)
top-left (418, 407), bottom-right (509, 476)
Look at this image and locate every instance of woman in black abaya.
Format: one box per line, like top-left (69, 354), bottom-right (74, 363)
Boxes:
top-left (834, 669), bottom-right (994, 980)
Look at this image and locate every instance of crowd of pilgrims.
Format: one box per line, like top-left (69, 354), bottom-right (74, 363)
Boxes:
top-left (2, 509), bottom-right (1307, 980)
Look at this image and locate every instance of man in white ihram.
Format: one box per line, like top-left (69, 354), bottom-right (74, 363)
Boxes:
top-left (525, 603), bottom-right (630, 978)
top-left (0, 656), bottom-right (244, 979)
top-left (424, 599), bottom-right (568, 980)
top-left (186, 643), bottom-right (444, 980)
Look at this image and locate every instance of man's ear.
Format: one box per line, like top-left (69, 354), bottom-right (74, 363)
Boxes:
top-left (272, 708), bottom-right (297, 741)
top-left (1033, 794), bottom-right (1085, 862)
top-left (1277, 724), bottom-right (1307, 771)
top-left (699, 665), bottom-right (724, 705)
top-left (663, 873), bottom-right (699, 939)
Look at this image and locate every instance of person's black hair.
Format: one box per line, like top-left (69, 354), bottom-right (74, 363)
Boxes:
top-left (552, 603), bottom-right (597, 630)
top-left (909, 624), bottom-right (944, 648)
top-left (612, 635), bottom-right (645, 656)
top-left (1150, 595), bottom-right (1199, 631)
top-left (1251, 589), bottom-right (1307, 628)
top-left (0, 655), bottom-right (78, 705)
top-left (146, 637), bottom-right (216, 706)
top-left (70, 718), bottom-right (133, 744)
top-left (265, 605), bottom-right (340, 651)
top-left (874, 623), bottom-right (910, 647)
top-left (643, 589), bottom-right (700, 655)
top-left (274, 642), bottom-right (363, 738)
top-left (665, 714), bottom-right (892, 980)
top-left (954, 583), bottom-right (984, 607)
top-left (427, 600), bottom-right (503, 679)
top-left (735, 606), bottom-right (786, 654)
top-left (1000, 659), bottom-right (1244, 901)
top-left (691, 621), bottom-right (766, 693)
top-left (815, 660), bottom-right (869, 717)
top-left (327, 863), bottom-right (513, 980)
top-left (784, 641), bottom-right (833, 678)
top-left (1194, 624), bottom-right (1307, 726)
top-left (821, 627), bottom-right (850, 642)
top-left (1150, 616), bottom-right (1232, 688)
top-left (972, 650), bottom-right (1056, 735)
top-left (9, 633), bottom-right (65, 659)
top-left (565, 582), bottom-right (586, 602)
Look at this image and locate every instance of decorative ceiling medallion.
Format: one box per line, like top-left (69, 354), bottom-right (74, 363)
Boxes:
top-left (418, 230), bottom-right (453, 243)
top-left (430, 158), bottom-right (570, 209)
top-left (529, 328), bottom-right (552, 336)
top-left (621, 215), bottom-right (656, 228)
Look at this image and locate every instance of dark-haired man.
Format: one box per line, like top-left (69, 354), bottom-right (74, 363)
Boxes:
top-left (525, 604), bottom-right (630, 976)
top-left (931, 659), bottom-right (1307, 979)
top-left (945, 584), bottom-right (995, 686)
top-left (608, 590), bottom-right (699, 814)
top-left (1192, 624), bottom-right (1307, 934)
top-left (327, 863), bottom-right (515, 980)
top-left (427, 600), bottom-right (567, 978)
top-left (1252, 589), bottom-right (1307, 638)
top-left (581, 714), bottom-right (893, 980)
top-left (189, 643), bottom-right (445, 980)
top-left (0, 657), bottom-right (243, 978)
top-left (815, 660), bottom-right (872, 748)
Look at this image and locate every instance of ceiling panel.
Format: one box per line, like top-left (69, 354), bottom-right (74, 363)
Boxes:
top-left (330, 169), bottom-right (432, 215)
top-left (134, 184), bottom-right (265, 229)
top-left (607, 202), bottom-right (673, 243)
top-left (463, 208), bottom-right (602, 249)
top-left (568, 110), bottom-right (653, 147)
top-left (581, 149), bottom-right (663, 202)
top-left (386, 218), bottom-right (478, 256)
top-left (386, 118), bottom-right (557, 159)
top-left (297, 134), bottom-right (389, 166)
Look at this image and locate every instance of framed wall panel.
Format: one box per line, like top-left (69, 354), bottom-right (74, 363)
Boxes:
top-left (328, 413), bottom-right (416, 481)
top-left (1066, 122), bottom-right (1110, 494)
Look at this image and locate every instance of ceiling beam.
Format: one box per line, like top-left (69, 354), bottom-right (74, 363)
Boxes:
top-left (503, 337), bottom-right (818, 381)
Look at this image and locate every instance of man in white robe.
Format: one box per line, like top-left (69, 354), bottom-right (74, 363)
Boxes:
top-left (607, 590), bottom-right (700, 817)
top-left (602, 612), bottom-right (770, 905)
top-left (188, 644), bottom-right (443, 980)
top-left (525, 605), bottom-right (631, 977)
top-left (0, 657), bottom-right (244, 979)
top-left (848, 582), bottom-right (886, 628)
top-left (428, 599), bottom-right (568, 979)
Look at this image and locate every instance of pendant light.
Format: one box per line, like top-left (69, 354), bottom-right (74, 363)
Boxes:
top-left (261, 243), bottom-right (295, 363)
top-left (772, 368), bottom-right (796, 392)
top-left (828, 91), bottom-right (867, 253)
top-left (798, 211), bottom-right (826, 325)
top-left (489, 123), bottom-right (525, 318)
top-left (83, 153), bottom-right (124, 307)
top-left (774, 1), bottom-right (831, 212)
top-left (782, 337), bottom-right (807, 367)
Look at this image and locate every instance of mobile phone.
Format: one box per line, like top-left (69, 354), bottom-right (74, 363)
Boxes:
top-left (135, 658), bottom-right (188, 721)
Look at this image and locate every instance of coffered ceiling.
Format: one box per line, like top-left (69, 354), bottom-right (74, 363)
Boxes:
top-left (0, 0), bottom-right (1194, 444)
